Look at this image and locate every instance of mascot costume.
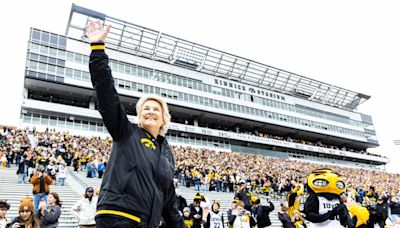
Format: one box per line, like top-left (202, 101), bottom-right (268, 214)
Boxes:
top-left (304, 168), bottom-right (352, 228)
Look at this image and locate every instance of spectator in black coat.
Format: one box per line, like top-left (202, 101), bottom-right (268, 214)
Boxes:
top-left (16, 155), bottom-right (29, 184)
top-left (389, 196), bottom-right (400, 224)
top-left (251, 197), bottom-right (274, 228)
top-left (189, 194), bottom-right (203, 228)
top-left (278, 202), bottom-right (295, 228)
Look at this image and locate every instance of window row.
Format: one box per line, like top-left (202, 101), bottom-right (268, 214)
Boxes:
top-left (31, 29), bottom-right (67, 48)
top-left (21, 112), bottom-right (108, 133)
top-left (114, 77), bottom-right (365, 138)
top-left (28, 41), bottom-right (369, 129)
top-left (27, 60), bottom-right (90, 82)
top-left (29, 42), bottom-right (89, 65)
top-left (166, 134), bottom-right (231, 149)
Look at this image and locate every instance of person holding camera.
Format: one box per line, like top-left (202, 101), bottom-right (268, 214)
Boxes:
top-left (30, 165), bottom-right (53, 214)
top-left (38, 192), bottom-right (62, 228)
top-left (228, 201), bottom-right (256, 228)
top-left (9, 197), bottom-right (41, 228)
top-left (251, 197), bottom-right (274, 228)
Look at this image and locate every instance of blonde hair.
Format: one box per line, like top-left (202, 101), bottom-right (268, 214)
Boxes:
top-left (136, 95), bottom-right (171, 136)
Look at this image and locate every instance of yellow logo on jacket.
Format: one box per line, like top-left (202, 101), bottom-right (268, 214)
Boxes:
top-left (140, 138), bottom-right (156, 150)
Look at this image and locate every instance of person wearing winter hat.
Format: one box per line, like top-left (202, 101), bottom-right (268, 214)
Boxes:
top-left (9, 197), bottom-right (41, 228)
top-left (189, 193), bottom-right (204, 228)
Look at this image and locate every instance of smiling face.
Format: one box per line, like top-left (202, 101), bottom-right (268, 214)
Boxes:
top-left (139, 99), bottom-right (164, 136)
top-left (47, 194), bottom-right (55, 205)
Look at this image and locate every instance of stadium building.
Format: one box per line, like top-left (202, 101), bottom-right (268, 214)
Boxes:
top-left (20, 4), bottom-right (389, 170)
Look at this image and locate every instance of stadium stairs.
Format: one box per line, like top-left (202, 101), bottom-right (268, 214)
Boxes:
top-left (0, 166), bottom-right (80, 227)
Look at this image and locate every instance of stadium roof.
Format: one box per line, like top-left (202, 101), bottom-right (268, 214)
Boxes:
top-left (65, 4), bottom-right (370, 111)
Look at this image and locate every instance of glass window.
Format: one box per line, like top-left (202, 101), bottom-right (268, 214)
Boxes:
top-left (74, 53), bottom-right (83, 63)
top-left (58, 50), bottom-right (66, 60)
top-left (73, 69), bottom-right (81, 80)
top-left (30, 43), bottom-right (40, 52)
top-left (137, 84), bottom-right (144, 92)
top-left (32, 29), bottom-right (40, 41)
top-left (89, 122), bottom-right (96, 131)
top-left (82, 72), bottom-right (89, 81)
top-left (32, 113), bottom-right (40, 124)
top-left (124, 65), bottom-right (131, 74)
top-left (38, 62), bottom-right (47, 72)
top-left (50, 34), bottom-right (58, 45)
top-left (66, 119), bottom-right (73, 128)
top-left (29, 53), bottom-right (39, 61)
top-left (83, 55), bottom-right (89, 64)
top-left (48, 57), bottom-right (57, 65)
top-left (59, 37), bottom-right (67, 48)
top-left (57, 59), bottom-right (65, 66)
top-left (49, 48), bottom-right (57, 58)
top-left (41, 115), bottom-right (49, 125)
top-left (65, 68), bottom-right (73, 77)
top-left (96, 123), bottom-right (104, 132)
top-left (38, 73), bottom-right (46, 79)
top-left (27, 71), bottom-right (37, 77)
top-left (82, 121), bottom-right (89, 130)
top-left (48, 65), bottom-right (56, 74)
top-left (117, 63), bottom-right (123, 73)
top-left (40, 45), bottom-right (48, 55)
top-left (39, 55), bottom-right (47, 62)
top-left (50, 116), bottom-right (57, 126)
top-left (137, 68), bottom-right (143, 77)
top-left (73, 120), bottom-right (81, 129)
top-left (41, 32), bottom-right (50, 43)
top-left (66, 52), bottom-right (74, 62)
top-left (28, 61), bottom-right (38, 70)
top-left (144, 85), bottom-right (150, 94)
top-left (47, 74), bottom-right (55, 81)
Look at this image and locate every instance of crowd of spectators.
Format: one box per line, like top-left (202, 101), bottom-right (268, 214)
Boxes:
top-left (1, 125), bottom-right (400, 227)
top-left (171, 118), bottom-right (383, 158)
top-left (0, 126), bottom-right (398, 198)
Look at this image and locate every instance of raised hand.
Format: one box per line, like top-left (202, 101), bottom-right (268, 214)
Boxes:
top-left (86, 20), bottom-right (111, 43)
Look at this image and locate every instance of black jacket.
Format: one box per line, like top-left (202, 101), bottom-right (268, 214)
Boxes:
top-left (188, 204), bottom-right (203, 228)
top-left (235, 189), bottom-right (253, 211)
top-left (389, 201), bottom-right (400, 215)
top-left (90, 46), bottom-right (184, 228)
top-left (278, 212), bottom-right (294, 228)
top-left (252, 202), bottom-right (274, 227)
top-left (16, 160), bottom-right (29, 175)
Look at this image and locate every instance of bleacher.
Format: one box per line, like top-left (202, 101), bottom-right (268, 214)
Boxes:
top-left (0, 167), bottom-right (79, 227)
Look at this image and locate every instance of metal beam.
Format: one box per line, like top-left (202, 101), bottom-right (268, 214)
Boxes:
top-left (239, 62), bottom-right (250, 82)
top-left (151, 31), bottom-right (162, 60)
top-left (257, 68), bottom-right (269, 86)
top-left (227, 58), bottom-right (238, 78)
top-left (135, 30), bottom-right (144, 55)
top-left (117, 24), bottom-right (126, 47)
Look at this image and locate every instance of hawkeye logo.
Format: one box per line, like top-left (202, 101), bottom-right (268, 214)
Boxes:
top-left (141, 138), bottom-right (156, 150)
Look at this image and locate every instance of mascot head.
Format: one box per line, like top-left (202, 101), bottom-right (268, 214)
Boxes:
top-left (307, 168), bottom-right (346, 195)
